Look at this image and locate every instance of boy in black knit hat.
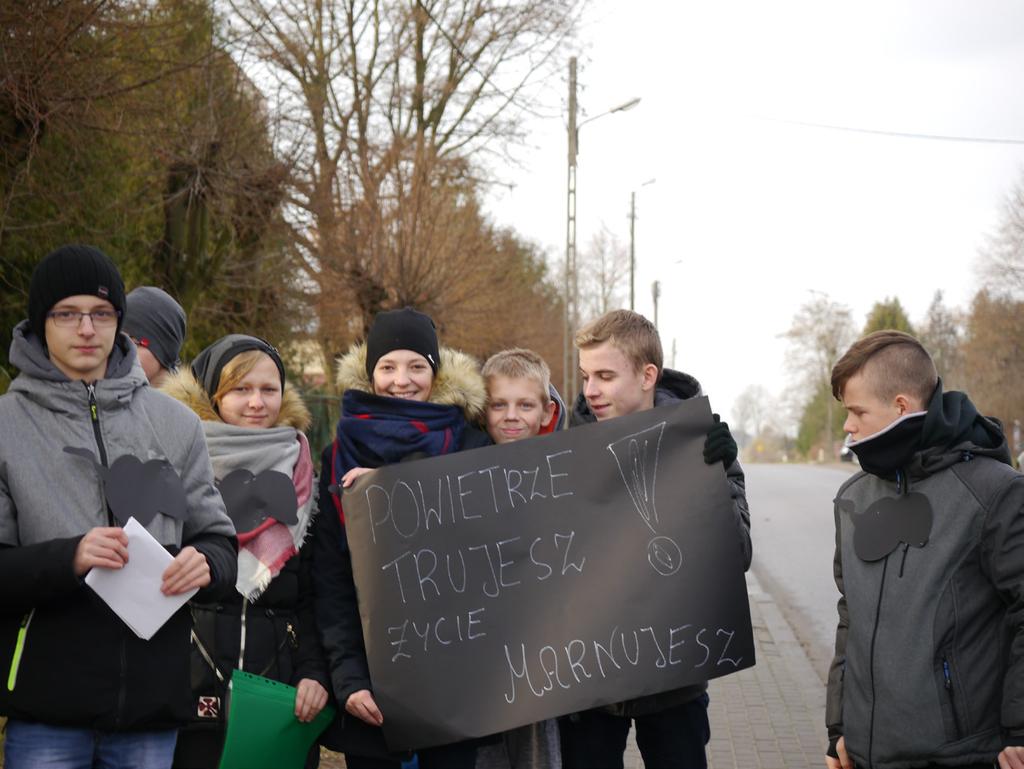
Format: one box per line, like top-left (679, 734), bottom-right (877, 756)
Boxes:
top-left (0, 245), bottom-right (237, 768)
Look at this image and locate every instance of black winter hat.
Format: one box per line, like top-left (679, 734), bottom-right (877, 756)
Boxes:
top-left (191, 334), bottom-right (286, 401)
top-left (28, 245), bottom-right (126, 340)
top-left (365, 307), bottom-right (441, 379)
top-left (123, 287), bottom-right (187, 371)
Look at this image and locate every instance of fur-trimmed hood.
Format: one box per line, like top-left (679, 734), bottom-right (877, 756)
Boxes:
top-left (160, 368), bottom-right (311, 432)
top-left (335, 342), bottom-right (486, 423)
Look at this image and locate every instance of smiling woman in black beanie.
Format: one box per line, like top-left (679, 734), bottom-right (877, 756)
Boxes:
top-left (312, 307), bottom-right (490, 769)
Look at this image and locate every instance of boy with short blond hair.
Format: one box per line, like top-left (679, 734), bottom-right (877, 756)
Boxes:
top-left (573, 309), bottom-right (663, 373)
top-left (477, 348), bottom-right (564, 769)
top-left (560, 308), bottom-right (751, 769)
top-left (482, 347), bottom-right (563, 444)
top-left (483, 347), bottom-right (552, 390)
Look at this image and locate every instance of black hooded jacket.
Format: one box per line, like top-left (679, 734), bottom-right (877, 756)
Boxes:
top-left (571, 368), bottom-right (752, 717)
top-left (828, 383), bottom-right (1024, 768)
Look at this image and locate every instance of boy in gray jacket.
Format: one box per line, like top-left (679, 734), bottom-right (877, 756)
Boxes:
top-left (0, 245), bottom-right (237, 769)
top-left (827, 330), bottom-right (1024, 769)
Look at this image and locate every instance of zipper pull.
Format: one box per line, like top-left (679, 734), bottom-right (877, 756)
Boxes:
top-left (7, 609), bottom-right (35, 692)
top-left (898, 543), bottom-right (910, 578)
top-left (287, 622), bottom-right (298, 649)
top-left (942, 659), bottom-right (952, 689)
top-left (86, 383), bottom-right (98, 423)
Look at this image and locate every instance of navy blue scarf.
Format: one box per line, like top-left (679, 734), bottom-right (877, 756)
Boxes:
top-left (331, 390), bottom-right (466, 515)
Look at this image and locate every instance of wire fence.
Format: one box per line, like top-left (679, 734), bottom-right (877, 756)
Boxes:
top-left (300, 388), bottom-right (341, 458)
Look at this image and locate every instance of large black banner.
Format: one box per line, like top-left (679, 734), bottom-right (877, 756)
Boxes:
top-left (342, 396), bottom-right (754, 749)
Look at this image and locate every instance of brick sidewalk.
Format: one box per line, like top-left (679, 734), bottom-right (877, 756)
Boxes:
top-left (623, 571), bottom-right (827, 769)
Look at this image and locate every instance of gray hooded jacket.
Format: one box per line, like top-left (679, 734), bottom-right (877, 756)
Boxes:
top-left (0, 321), bottom-right (236, 729)
top-left (0, 322), bottom-right (234, 551)
top-left (827, 388), bottom-right (1024, 768)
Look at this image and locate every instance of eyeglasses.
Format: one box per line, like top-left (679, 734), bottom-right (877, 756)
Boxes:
top-left (46, 309), bottom-right (121, 328)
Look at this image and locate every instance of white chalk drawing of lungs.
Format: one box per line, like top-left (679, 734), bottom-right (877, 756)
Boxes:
top-left (607, 422), bottom-right (682, 576)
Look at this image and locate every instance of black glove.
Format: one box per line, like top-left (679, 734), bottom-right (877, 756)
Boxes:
top-left (703, 413), bottom-right (737, 468)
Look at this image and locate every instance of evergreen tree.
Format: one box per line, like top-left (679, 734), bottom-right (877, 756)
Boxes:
top-left (863, 296), bottom-right (914, 335)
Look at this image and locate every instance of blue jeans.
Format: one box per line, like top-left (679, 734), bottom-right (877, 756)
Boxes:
top-left (560, 693), bottom-right (711, 769)
top-left (4, 720), bottom-right (178, 769)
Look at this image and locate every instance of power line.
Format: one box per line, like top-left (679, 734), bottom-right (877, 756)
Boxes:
top-left (759, 115), bottom-right (1024, 146)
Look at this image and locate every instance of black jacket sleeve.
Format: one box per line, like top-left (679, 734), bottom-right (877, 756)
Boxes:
top-left (980, 474), bottom-right (1024, 737)
top-left (724, 458), bottom-right (753, 571)
top-left (292, 514), bottom-right (330, 689)
top-left (188, 532), bottom-right (239, 603)
top-left (0, 538), bottom-right (84, 612)
top-left (826, 503), bottom-right (848, 746)
top-left (312, 445), bottom-right (372, 703)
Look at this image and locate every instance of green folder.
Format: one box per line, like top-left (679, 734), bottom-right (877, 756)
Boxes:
top-left (217, 669), bottom-right (336, 769)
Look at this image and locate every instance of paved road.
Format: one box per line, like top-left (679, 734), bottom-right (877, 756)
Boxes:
top-left (744, 463), bottom-right (857, 682)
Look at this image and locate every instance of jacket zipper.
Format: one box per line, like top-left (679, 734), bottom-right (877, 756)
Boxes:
top-left (86, 383), bottom-right (109, 467)
top-left (867, 555), bottom-right (890, 768)
top-left (6, 609), bottom-right (35, 691)
top-left (86, 384), bottom-right (113, 527)
top-left (942, 658), bottom-right (963, 738)
top-left (87, 382), bottom-right (127, 725)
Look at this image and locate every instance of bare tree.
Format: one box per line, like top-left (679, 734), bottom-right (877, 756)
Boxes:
top-left (917, 290), bottom-right (963, 389)
top-left (225, 0), bottom-right (581, 359)
top-left (783, 292), bottom-right (857, 456)
top-left (732, 384), bottom-right (776, 438)
top-left (978, 174), bottom-right (1024, 298)
top-left (577, 225), bottom-right (628, 321)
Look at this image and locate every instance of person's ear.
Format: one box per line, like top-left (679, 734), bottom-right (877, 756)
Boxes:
top-left (541, 400), bottom-right (556, 428)
top-left (894, 394), bottom-right (913, 416)
top-left (641, 363), bottom-right (659, 392)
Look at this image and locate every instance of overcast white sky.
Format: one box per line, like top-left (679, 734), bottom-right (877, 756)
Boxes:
top-left (485, 0), bottom-right (1024, 429)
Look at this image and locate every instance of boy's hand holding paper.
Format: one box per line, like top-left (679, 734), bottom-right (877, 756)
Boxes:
top-left (84, 517), bottom-right (199, 640)
top-left (73, 526), bottom-right (129, 576)
top-left (161, 545), bottom-right (211, 595)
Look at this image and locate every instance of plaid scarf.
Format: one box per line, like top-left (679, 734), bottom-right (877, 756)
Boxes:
top-left (203, 422), bottom-right (315, 600)
top-left (331, 389), bottom-right (466, 523)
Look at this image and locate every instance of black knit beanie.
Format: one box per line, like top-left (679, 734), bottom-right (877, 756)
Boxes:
top-left (123, 287), bottom-right (187, 371)
top-left (191, 334), bottom-right (286, 400)
top-left (28, 245), bottom-right (126, 340)
top-left (365, 307), bottom-right (441, 379)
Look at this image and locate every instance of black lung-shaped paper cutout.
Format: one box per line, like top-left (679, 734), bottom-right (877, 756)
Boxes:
top-left (843, 492), bottom-right (934, 562)
top-left (216, 469), bottom-right (298, 533)
top-left (63, 446), bottom-right (189, 527)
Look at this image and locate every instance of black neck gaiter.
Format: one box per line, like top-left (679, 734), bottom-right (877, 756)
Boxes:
top-left (849, 413), bottom-right (926, 480)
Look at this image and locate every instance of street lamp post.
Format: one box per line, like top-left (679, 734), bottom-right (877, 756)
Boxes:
top-left (628, 178), bottom-right (656, 310)
top-left (563, 55), bottom-right (640, 397)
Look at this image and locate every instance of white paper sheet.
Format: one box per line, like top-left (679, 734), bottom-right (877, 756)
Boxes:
top-left (85, 517), bottom-right (198, 640)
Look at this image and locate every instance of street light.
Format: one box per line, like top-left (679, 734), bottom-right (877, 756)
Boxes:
top-left (652, 279), bottom-right (661, 328)
top-left (629, 177), bottom-right (656, 310)
top-left (564, 55), bottom-right (641, 398)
